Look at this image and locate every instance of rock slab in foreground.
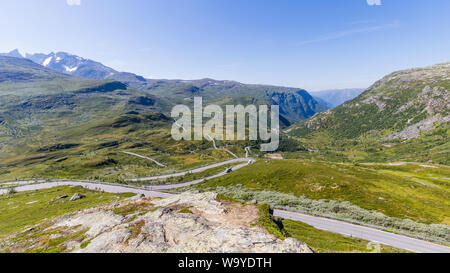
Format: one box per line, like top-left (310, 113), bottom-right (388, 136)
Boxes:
top-left (69, 193), bottom-right (86, 202)
top-left (4, 192), bottom-right (312, 253)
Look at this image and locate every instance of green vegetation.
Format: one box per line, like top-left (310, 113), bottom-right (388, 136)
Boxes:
top-left (128, 220), bottom-right (145, 242)
top-left (6, 186), bottom-right (17, 195)
top-left (113, 204), bottom-right (142, 216)
top-left (24, 228), bottom-right (89, 253)
top-left (216, 193), bottom-right (245, 204)
top-left (287, 126), bottom-right (449, 165)
top-left (0, 56), bottom-right (322, 184)
top-left (2, 224), bottom-right (91, 253)
top-left (80, 239), bottom-right (92, 249)
top-left (179, 207), bottom-right (194, 214)
top-left (282, 219), bottom-right (407, 253)
top-left (180, 159), bottom-right (450, 241)
top-left (113, 201), bottom-right (154, 216)
top-left (288, 62), bottom-right (449, 165)
top-left (203, 185), bottom-right (450, 242)
top-left (255, 201), bottom-right (407, 253)
top-left (129, 162), bottom-right (243, 187)
top-left (0, 54), bottom-right (448, 253)
top-left (0, 56), bottom-right (234, 182)
top-left (257, 204), bottom-right (287, 239)
top-left (142, 79), bottom-right (326, 124)
top-left (188, 159), bottom-right (450, 225)
top-left (0, 186), bottom-right (134, 238)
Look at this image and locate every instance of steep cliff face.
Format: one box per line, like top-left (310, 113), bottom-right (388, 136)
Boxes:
top-left (2, 192), bottom-right (312, 253)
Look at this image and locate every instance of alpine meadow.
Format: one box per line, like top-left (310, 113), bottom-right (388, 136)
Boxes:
top-left (0, 0), bottom-right (449, 259)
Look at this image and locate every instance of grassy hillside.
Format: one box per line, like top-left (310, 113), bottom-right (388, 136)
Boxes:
top-left (0, 56), bottom-right (316, 181)
top-left (185, 159), bottom-right (450, 225)
top-left (14, 51), bottom-right (330, 124)
top-left (288, 62), bottom-right (450, 164)
top-left (282, 219), bottom-right (407, 253)
top-left (0, 186), bottom-right (134, 238)
top-left (0, 56), bottom-right (241, 181)
top-left (179, 158), bottom-right (450, 242)
top-left (142, 78), bottom-right (328, 124)
top-left (0, 186), bottom-right (405, 253)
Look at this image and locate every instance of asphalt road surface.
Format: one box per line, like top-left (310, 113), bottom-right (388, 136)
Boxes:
top-left (146, 161), bottom-right (250, 190)
top-left (120, 151), bottom-right (167, 167)
top-left (129, 158), bottom-right (250, 182)
top-left (274, 209), bottom-right (450, 253)
top-left (1, 159), bottom-right (449, 253)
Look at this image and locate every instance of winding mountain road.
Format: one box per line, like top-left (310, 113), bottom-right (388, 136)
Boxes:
top-left (128, 158), bottom-right (250, 182)
top-left (2, 177), bottom-right (449, 253)
top-left (1, 154), bottom-right (449, 253)
top-left (120, 151), bottom-right (167, 167)
top-left (275, 210), bottom-right (450, 253)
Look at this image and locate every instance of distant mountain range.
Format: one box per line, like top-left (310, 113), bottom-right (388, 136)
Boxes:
top-left (25, 51), bottom-right (147, 85)
top-left (0, 49), bottom-right (23, 59)
top-left (0, 55), bottom-right (173, 163)
top-left (310, 88), bottom-right (365, 108)
top-left (0, 49), bottom-right (448, 169)
top-left (1, 49), bottom-right (330, 124)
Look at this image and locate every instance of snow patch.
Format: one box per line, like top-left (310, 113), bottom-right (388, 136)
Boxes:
top-left (43, 56), bottom-right (53, 67)
top-left (64, 65), bottom-right (79, 73)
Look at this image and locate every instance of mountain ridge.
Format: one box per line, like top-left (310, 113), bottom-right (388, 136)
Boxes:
top-left (288, 61), bottom-right (450, 164)
top-left (2, 49), bottom-right (329, 124)
top-left (311, 88), bottom-right (365, 108)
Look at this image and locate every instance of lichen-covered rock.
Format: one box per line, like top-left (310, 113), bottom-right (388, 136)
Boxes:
top-left (8, 192), bottom-right (312, 253)
top-left (69, 193), bottom-right (86, 202)
top-left (152, 192), bottom-right (227, 215)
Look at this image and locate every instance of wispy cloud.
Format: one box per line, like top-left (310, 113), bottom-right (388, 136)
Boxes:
top-left (350, 19), bottom-right (376, 25)
top-left (296, 21), bottom-right (399, 46)
top-left (367, 0), bottom-right (382, 6)
top-left (67, 0), bottom-right (81, 6)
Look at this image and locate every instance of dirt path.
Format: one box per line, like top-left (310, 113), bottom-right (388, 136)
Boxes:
top-left (120, 151), bottom-right (167, 167)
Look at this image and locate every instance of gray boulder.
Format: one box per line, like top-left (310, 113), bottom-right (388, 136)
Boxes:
top-left (69, 193), bottom-right (86, 202)
top-left (51, 195), bottom-right (68, 202)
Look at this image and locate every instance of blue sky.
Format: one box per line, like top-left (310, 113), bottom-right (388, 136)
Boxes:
top-left (0, 0), bottom-right (449, 90)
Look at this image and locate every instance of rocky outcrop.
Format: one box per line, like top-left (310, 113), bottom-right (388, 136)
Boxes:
top-left (385, 114), bottom-right (450, 140)
top-left (289, 62), bottom-right (450, 141)
top-left (69, 193), bottom-right (86, 202)
top-left (4, 192), bottom-right (312, 253)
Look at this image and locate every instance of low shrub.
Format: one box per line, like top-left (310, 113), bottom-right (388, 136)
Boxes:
top-left (211, 185), bottom-right (450, 242)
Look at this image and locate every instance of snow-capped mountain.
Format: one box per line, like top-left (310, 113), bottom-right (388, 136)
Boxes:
top-left (0, 49), bottom-right (328, 124)
top-left (26, 52), bottom-right (117, 79)
top-left (20, 51), bottom-right (147, 85)
top-left (0, 49), bottom-right (24, 58)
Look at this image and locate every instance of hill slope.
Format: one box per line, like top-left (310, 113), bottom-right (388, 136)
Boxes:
top-left (0, 49), bottom-right (23, 58)
top-left (25, 52), bottom-right (147, 85)
top-left (16, 50), bottom-right (328, 124)
top-left (0, 190), bottom-right (313, 253)
top-left (0, 56), bottom-right (183, 180)
top-left (144, 78), bottom-right (328, 124)
top-left (289, 62), bottom-right (450, 164)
